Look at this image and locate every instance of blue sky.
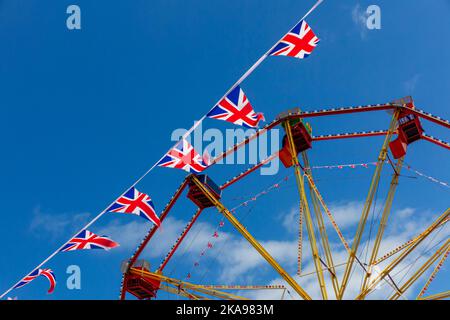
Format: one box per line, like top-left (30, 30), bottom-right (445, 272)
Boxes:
top-left (0, 0), bottom-right (449, 300)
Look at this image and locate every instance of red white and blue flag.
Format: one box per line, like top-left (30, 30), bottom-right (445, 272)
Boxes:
top-left (157, 139), bottom-right (209, 173)
top-left (15, 268), bottom-right (56, 294)
top-left (270, 20), bottom-right (319, 59)
top-left (107, 187), bottom-right (160, 226)
top-left (207, 86), bottom-right (264, 128)
top-left (60, 230), bottom-right (119, 252)
top-left (40, 269), bottom-right (56, 294)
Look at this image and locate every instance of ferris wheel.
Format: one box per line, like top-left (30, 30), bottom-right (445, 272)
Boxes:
top-left (119, 96), bottom-right (450, 300)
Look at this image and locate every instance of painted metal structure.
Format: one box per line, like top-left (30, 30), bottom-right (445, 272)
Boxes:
top-left (119, 97), bottom-right (449, 300)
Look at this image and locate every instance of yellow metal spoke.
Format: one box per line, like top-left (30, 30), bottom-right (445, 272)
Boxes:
top-left (356, 208), bottom-right (450, 299)
top-left (389, 240), bottom-right (450, 300)
top-left (361, 157), bottom-right (404, 292)
top-left (418, 290), bottom-right (450, 300)
top-left (416, 244), bottom-right (450, 299)
top-left (189, 174), bottom-right (312, 300)
top-left (339, 110), bottom-right (400, 299)
top-left (284, 121), bottom-right (328, 300)
top-left (129, 268), bottom-right (247, 300)
top-left (302, 151), bottom-right (340, 298)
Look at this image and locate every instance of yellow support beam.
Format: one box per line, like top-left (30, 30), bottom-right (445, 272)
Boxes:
top-left (416, 244), bottom-right (450, 299)
top-left (374, 218), bottom-right (449, 266)
top-left (302, 152), bottom-right (340, 299)
top-left (129, 268), bottom-right (247, 300)
top-left (339, 110), bottom-right (400, 299)
top-left (304, 174), bottom-right (350, 252)
top-left (284, 121), bottom-right (328, 300)
top-left (361, 157), bottom-right (404, 292)
top-left (418, 290), bottom-right (450, 300)
top-left (356, 208), bottom-right (450, 299)
top-left (297, 201), bottom-right (304, 275)
top-left (159, 283), bottom-right (206, 300)
top-left (198, 285), bottom-right (286, 290)
top-left (389, 240), bottom-right (450, 300)
top-left (189, 175), bottom-right (312, 300)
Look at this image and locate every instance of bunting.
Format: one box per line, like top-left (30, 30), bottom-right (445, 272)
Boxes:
top-left (207, 86), bottom-right (264, 128)
top-left (157, 139), bottom-right (209, 173)
top-left (270, 20), bottom-right (319, 59)
top-left (14, 268), bottom-right (56, 294)
top-left (1, 3), bottom-right (325, 299)
top-left (60, 230), bottom-right (119, 252)
top-left (107, 187), bottom-right (161, 226)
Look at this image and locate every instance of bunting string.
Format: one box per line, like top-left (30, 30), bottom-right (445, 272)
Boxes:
top-left (308, 161), bottom-right (449, 190)
top-left (2, 0), bottom-right (326, 298)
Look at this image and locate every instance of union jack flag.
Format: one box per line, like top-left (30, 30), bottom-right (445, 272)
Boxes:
top-left (270, 20), bottom-right (319, 59)
top-left (60, 230), bottom-right (119, 252)
top-left (15, 268), bottom-right (56, 294)
top-left (207, 86), bottom-right (264, 128)
top-left (40, 269), bottom-right (56, 294)
top-left (157, 139), bottom-right (209, 173)
top-left (107, 187), bottom-right (160, 226)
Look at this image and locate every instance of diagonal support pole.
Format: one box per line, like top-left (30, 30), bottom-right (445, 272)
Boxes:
top-left (356, 208), bottom-right (450, 299)
top-left (284, 121), bottom-right (328, 300)
top-left (339, 110), bottom-right (400, 299)
top-left (373, 217), bottom-right (449, 266)
top-left (190, 175), bottom-right (312, 300)
top-left (129, 268), bottom-right (247, 300)
top-left (157, 208), bottom-right (203, 272)
top-left (418, 290), bottom-right (450, 300)
top-left (416, 244), bottom-right (450, 299)
top-left (361, 157), bottom-right (404, 292)
top-left (297, 201), bottom-right (304, 275)
top-left (302, 151), bottom-right (340, 299)
top-left (389, 240), bottom-right (450, 300)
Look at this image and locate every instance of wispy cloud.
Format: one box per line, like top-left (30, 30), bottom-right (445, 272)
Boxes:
top-left (403, 74), bottom-right (421, 94)
top-left (92, 202), bottom-right (445, 300)
top-left (98, 216), bottom-right (232, 259)
top-left (351, 3), bottom-right (368, 40)
top-left (29, 206), bottom-right (91, 240)
top-left (216, 239), bottom-right (299, 283)
top-left (327, 201), bottom-right (364, 230)
top-left (214, 205), bottom-right (447, 299)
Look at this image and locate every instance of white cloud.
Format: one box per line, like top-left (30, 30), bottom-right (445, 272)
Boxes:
top-left (98, 216), bottom-right (232, 261)
top-left (351, 3), bottom-right (368, 39)
top-left (209, 205), bottom-right (448, 299)
top-left (215, 239), bottom-right (299, 283)
top-left (280, 207), bottom-right (299, 234)
top-left (96, 202), bottom-right (447, 300)
top-left (29, 206), bottom-right (91, 240)
top-left (403, 74), bottom-right (421, 93)
top-left (327, 201), bottom-right (364, 230)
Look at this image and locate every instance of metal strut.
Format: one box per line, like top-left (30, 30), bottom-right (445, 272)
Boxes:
top-left (120, 179), bottom-right (188, 299)
top-left (297, 201), bottom-right (304, 275)
top-left (418, 290), bottom-right (450, 300)
top-left (361, 157), bottom-right (405, 292)
top-left (157, 208), bottom-right (203, 272)
top-left (373, 218), bottom-right (449, 266)
top-left (389, 239), bottom-right (450, 300)
top-left (339, 109), bottom-right (400, 299)
top-left (302, 152), bottom-right (340, 299)
top-left (129, 268), bottom-right (247, 300)
top-left (284, 121), bottom-right (328, 300)
top-left (189, 174), bottom-right (312, 300)
top-left (416, 244), bottom-right (450, 299)
top-left (356, 208), bottom-right (450, 299)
